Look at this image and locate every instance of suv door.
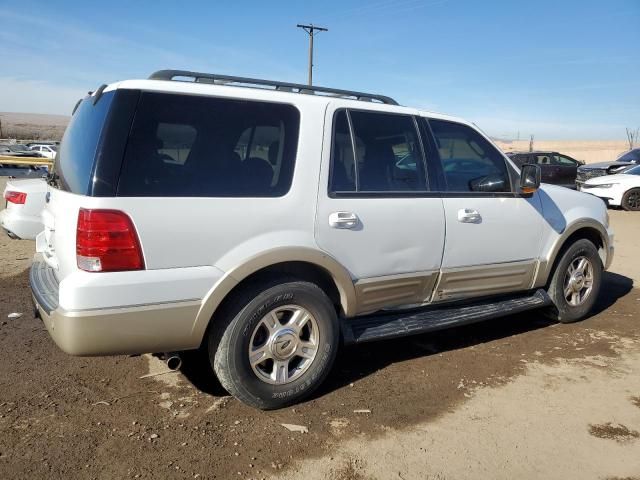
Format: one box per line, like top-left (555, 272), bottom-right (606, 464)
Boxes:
top-left (533, 153), bottom-right (559, 185)
top-left (551, 153), bottom-right (580, 188)
top-left (315, 106), bottom-right (446, 314)
top-left (424, 118), bottom-right (544, 301)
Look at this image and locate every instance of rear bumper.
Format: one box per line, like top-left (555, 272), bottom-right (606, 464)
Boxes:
top-left (30, 257), bottom-right (204, 356)
top-left (0, 208), bottom-right (43, 240)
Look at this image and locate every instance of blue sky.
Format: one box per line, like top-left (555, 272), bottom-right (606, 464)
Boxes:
top-left (0, 0), bottom-right (638, 139)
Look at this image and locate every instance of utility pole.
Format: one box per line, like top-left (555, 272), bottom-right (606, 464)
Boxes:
top-left (296, 23), bottom-right (328, 85)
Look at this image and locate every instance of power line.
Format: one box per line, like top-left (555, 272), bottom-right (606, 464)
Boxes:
top-left (296, 23), bottom-right (328, 86)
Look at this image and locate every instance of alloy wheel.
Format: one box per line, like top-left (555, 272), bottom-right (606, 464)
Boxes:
top-left (248, 305), bottom-right (319, 385)
top-left (563, 256), bottom-right (594, 307)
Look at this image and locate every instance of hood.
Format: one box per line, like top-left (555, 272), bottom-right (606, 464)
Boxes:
top-left (585, 172), bottom-right (638, 185)
top-left (579, 161), bottom-right (634, 170)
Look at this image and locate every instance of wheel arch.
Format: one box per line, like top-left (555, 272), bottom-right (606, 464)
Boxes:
top-left (534, 220), bottom-right (610, 288)
top-left (190, 247), bottom-right (357, 347)
top-left (622, 186), bottom-right (640, 211)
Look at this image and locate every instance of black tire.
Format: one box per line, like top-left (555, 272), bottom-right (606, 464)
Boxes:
top-left (622, 188), bottom-right (640, 211)
top-left (545, 239), bottom-right (602, 323)
top-left (208, 278), bottom-right (339, 410)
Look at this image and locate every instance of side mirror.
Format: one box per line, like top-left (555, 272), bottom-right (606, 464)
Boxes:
top-left (520, 164), bottom-right (541, 194)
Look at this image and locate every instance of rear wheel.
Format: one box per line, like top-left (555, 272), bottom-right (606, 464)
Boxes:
top-left (545, 239), bottom-right (602, 323)
top-left (209, 279), bottom-right (339, 410)
top-left (622, 188), bottom-right (640, 211)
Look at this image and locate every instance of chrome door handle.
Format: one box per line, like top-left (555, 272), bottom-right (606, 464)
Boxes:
top-left (457, 208), bottom-right (482, 223)
top-left (329, 211), bottom-right (359, 229)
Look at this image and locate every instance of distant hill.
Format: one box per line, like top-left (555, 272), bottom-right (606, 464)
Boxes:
top-left (0, 112), bottom-right (70, 141)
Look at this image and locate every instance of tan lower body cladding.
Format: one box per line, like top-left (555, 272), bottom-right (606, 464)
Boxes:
top-left (353, 260), bottom-right (537, 314)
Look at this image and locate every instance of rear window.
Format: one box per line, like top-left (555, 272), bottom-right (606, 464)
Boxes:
top-left (117, 92), bottom-right (300, 197)
top-left (56, 91), bottom-right (115, 193)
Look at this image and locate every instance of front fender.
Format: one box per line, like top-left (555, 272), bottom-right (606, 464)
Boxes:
top-left (533, 185), bottom-right (613, 287)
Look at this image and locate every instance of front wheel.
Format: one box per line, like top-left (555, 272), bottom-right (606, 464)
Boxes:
top-left (209, 279), bottom-right (339, 410)
top-left (545, 239), bottom-right (602, 323)
top-left (622, 188), bottom-right (640, 211)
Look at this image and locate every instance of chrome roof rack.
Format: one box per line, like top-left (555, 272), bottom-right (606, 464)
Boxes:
top-left (148, 69), bottom-right (399, 106)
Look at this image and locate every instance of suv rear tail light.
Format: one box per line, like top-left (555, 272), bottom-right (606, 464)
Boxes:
top-left (76, 209), bottom-right (145, 272)
top-left (4, 191), bottom-right (27, 204)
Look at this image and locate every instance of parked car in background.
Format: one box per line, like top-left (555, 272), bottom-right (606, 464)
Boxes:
top-left (0, 144), bottom-right (45, 158)
top-left (30, 69), bottom-right (613, 410)
top-left (0, 163), bottom-right (48, 178)
top-left (507, 151), bottom-right (582, 189)
top-left (1, 178), bottom-right (47, 239)
top-left (576, 148), bottom-right (640, 187)
top-left (29, 144), bottom-right (57, 159)
top-left (580, 164), bottom-right (640, 211)
top-left (8, 144), bottom-right (45, 157)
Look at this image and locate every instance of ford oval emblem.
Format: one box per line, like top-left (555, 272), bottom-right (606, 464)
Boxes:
top-left (45, 192), bottom-right (51, 203)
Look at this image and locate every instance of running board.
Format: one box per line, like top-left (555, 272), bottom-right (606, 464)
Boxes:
top-left (342, 289), bottom-right (552, 345)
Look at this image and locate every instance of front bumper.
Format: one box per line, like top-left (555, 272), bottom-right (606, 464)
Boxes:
top-left (578, 186), bottom-right (623, 207)
top-left (30, 258), bottom-right (202, 356)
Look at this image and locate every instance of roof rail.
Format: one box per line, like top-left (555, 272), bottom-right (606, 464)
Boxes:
top-left (148, 69), bottom-right (399, 106)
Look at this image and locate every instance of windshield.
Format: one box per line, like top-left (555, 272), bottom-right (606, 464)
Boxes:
top-left (625, 165), bottom-right (640, 175)
top-left (617, 149), bottom-right (640, 162)
top-left (56, 91), bottom-right (115, 193)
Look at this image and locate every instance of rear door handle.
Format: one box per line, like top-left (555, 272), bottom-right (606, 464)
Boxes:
top-left (457, 208), bottom-right (482, 223)
top-left (329, 211), bottom-right (359, 229)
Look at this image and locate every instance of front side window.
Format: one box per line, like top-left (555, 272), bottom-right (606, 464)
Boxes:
top-left (556, 154), bottom-right (578, 166)
top-left (330, 110), bottom-right (427, 193)
top-left (118, 92), bottom-right (299, 197)
top-left (429, 119), bottom-right (510, 193)
top-left (509, 154), bottom-right (529, 167)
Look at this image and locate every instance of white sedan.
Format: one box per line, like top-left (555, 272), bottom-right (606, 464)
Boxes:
top-left (1, 178), bottom-right (47, 239)
top-left (580, 164), bottom-right (640, 211)
top-left (29, 144), bottom-right (57, 159)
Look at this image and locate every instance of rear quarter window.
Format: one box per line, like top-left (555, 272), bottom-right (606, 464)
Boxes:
top-left (117, 92), bottom-right (300, 197)
top-left (56, 91), bottom-right (115, 194)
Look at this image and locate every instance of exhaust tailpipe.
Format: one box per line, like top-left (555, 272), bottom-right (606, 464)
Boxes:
top-left (165, 353), bottom-right (182, 371)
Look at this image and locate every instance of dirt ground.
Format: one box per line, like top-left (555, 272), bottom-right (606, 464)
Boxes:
top-left (0, 207), bottom-right (639, 479)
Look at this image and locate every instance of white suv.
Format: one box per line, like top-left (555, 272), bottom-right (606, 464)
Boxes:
top-left (30, 70), bottom-right (614, 409)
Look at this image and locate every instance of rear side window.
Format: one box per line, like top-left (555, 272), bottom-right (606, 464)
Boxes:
top-left (117, 92), bottom-right (299, 197)
top-left (535, 154), bottom-right (552, 165)
top-left (330, 110), bottom-right (427, 194)
top-left (429, 119), bottom-right (511, 193)
top-left (329, 111), bottom-right (356, 192)
top-left (57, 91), bottom-right (115, 193)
